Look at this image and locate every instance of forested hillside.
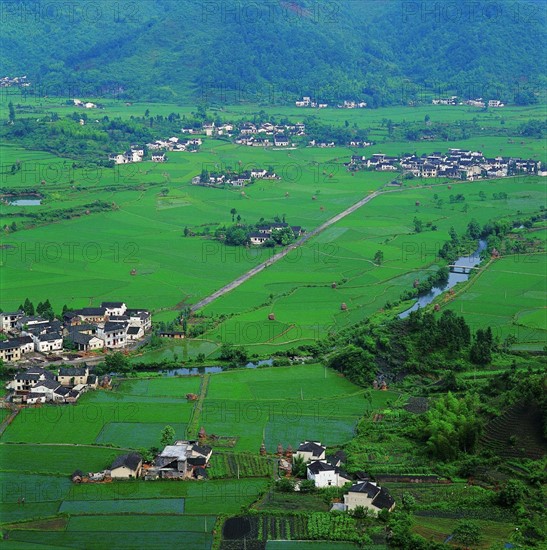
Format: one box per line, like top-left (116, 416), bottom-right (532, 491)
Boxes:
top-left (1, 0), bottom-right (546, 103)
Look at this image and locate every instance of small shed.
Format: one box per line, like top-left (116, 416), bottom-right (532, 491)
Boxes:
top-left (71, 470), bottom-right (84, 483)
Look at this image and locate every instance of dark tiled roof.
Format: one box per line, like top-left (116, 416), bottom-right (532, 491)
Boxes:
top-left (59, 366), bottom-right (87, 377)
top-left (187, 456), bottom-right (207, 466)
top-left (9, 336), bottom-right (33, 345)
top-left (38, 332), bottom-right (62, 342)
top-left (101, 302), bottom-right (125, 308)
top-left (308, 460), bottom-right (335, 474)
top-left (127, 326), bottom-right (140, 335)
top-left (348, 481), bottom-right (381, 498)
top-left (103, 321), bottom-right (127, 332)
top-left (111, 452), bottom-right (142, 471)
top-left (372, 487), bottom-right (395, 509)
top-left (34, 379), bottom-right (60, 390)
top-left (0, 340), bottom-right (21, 350)
top-left (75, 308), bottom-right (106, 316)
top-left (192, 444), bottom-right (212, 456)
top-left (297, 441), bottom-right (325, 456)
top-left (69, 332), bottom-right (95, 344)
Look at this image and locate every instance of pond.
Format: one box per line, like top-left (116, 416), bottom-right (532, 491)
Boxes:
top-left (158, 358), bottom-right (272, 377)
top-left (399, 240), bottom-right (486, 319)
top-left (5, 195), bottom-right (42, 206)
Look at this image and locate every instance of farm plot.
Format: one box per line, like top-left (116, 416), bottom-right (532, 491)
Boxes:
top-left (59, 498), bottom-right (185, 515)
top-left (65, 479), bottom-right (269, 516)
top-left (1, 393), bottom-right (194, 444)
top-left (222, 513), bottom-right (364, 545)
top-left (0, 472), bottom-right (71, 525)
top-left (447, 249), bottom-right (547, 349)
top-left (0, 444), bottom-right (122, 475)
top-left (480, 402), bottom-right (546, 460)
top-left (413, 516), bottom-right (514, 547)
top-left (199, 365), bottom-right (396, 451)
top-left (208, 452), bottom-right (273, 479)
top-left (95, 421), bottom-right (188, 448)
top-left (115, 376), bottom-right (202, 397)
top-left (6, 529), bottom-right (213, 550)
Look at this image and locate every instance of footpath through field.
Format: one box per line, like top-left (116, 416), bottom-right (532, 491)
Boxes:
top-left (190, 189), bottom-right (383, 312)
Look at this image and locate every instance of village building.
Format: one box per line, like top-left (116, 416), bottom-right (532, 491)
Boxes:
top-left (101, 302), bottom-right (127, 317)
top-left (109, 453), bottom-right (143, 479)
top-left (146, 441), bottom-right (213, 480)
top-left (294, 441), bottom-right (326, 462)
top-left (342, 481), bottom-right (396, 514)
top-left (66, 326), bottom-right (104, 352)
top-left (0, 340), bottom-right (22, 362)
top-left (57, 366), bottom-right (91, 386)
top-left (97, 322), bottom-right (127, 349)
top-left (6, 366), bottom-right (56, 393)
top-left (0, 311), bottom-right (24, 332)
top-left (307, 460), bottom-right (352, 488)
top-left (32, 332), bottom-right (63, 353)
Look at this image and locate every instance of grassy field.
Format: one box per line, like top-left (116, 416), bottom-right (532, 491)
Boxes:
top-left (445, 247), bottom-right (547, 348)
top-left (198, 365), bottom-right (395, 451)
top-left (146, 176), bottom-right (546, 356)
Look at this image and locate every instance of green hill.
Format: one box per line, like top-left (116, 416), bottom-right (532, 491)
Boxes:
top-left (1, 0), bottom-right (546, 104)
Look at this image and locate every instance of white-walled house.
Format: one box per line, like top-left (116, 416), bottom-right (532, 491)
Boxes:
top-left (0, 311), bottom-right (23, 331)
top-left (294, 441), bottom-right (326, 462)
top-left (101, 302), bottom-right (127, 317)
top-left (97, 322), bottom-right (127, 349)
top-left (30, 379), bottom-right (61, 401)
top-left (110, 453), bottom-right (143, 479)
top-left (343, 481), bottom-right (395, 514)
top-left (33, 332), bottom-right (63, 353)
top-left (57, 366), bottom-right (90, 386)
top-left (307, 460), bottom-right (351, 488)
top-left (6, 366), bottom-right (56, 392)
top-left (126, 326), bottom-right (144, 340)
top-left (126, 309), bottom-right (152, 332)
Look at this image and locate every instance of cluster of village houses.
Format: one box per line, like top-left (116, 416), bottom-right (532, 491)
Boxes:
top-left (108, 120), bottom-right (308, 163)
top-left (6, 364), bottom-right (99, 404)
top-left (249, 222), bottom-right (305, 245)
top-left (283, 441), bottom-right (395, 514)
top-left (73, 98), bottom-right (97, 109)
top-left (192, 168), bottom-right (280, 187)
top-left (295, 97), bottom-right (368, 109)
top-left (432, 96), bottom-right (504, 107)
top-left (109, 137), bottom-right (203, 165)
top-left (72, 438), bottom-right (394, 515)
top-left (73, 439), bottom-right (213, 483)
top-left (1, 75), bottom-right (30, 88)
top-left (345, 149), bottom-right (544, 180)
top-left (0, 302), bottom-right (151, 363)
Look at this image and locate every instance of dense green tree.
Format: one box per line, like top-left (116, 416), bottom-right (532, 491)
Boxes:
top-left (104, 352), bottom-right (131, 373)
top-left (160, 425), bottom-right (176, 448)
top-left (225, 226), bottom-right (249, 246)
top-left (470, 327), bottom-right (494, 365)
top-left (327, 345), bottom-right (375, 386)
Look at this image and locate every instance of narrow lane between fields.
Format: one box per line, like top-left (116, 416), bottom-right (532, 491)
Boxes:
top-left (190, 189), bottom-right (383, 312)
